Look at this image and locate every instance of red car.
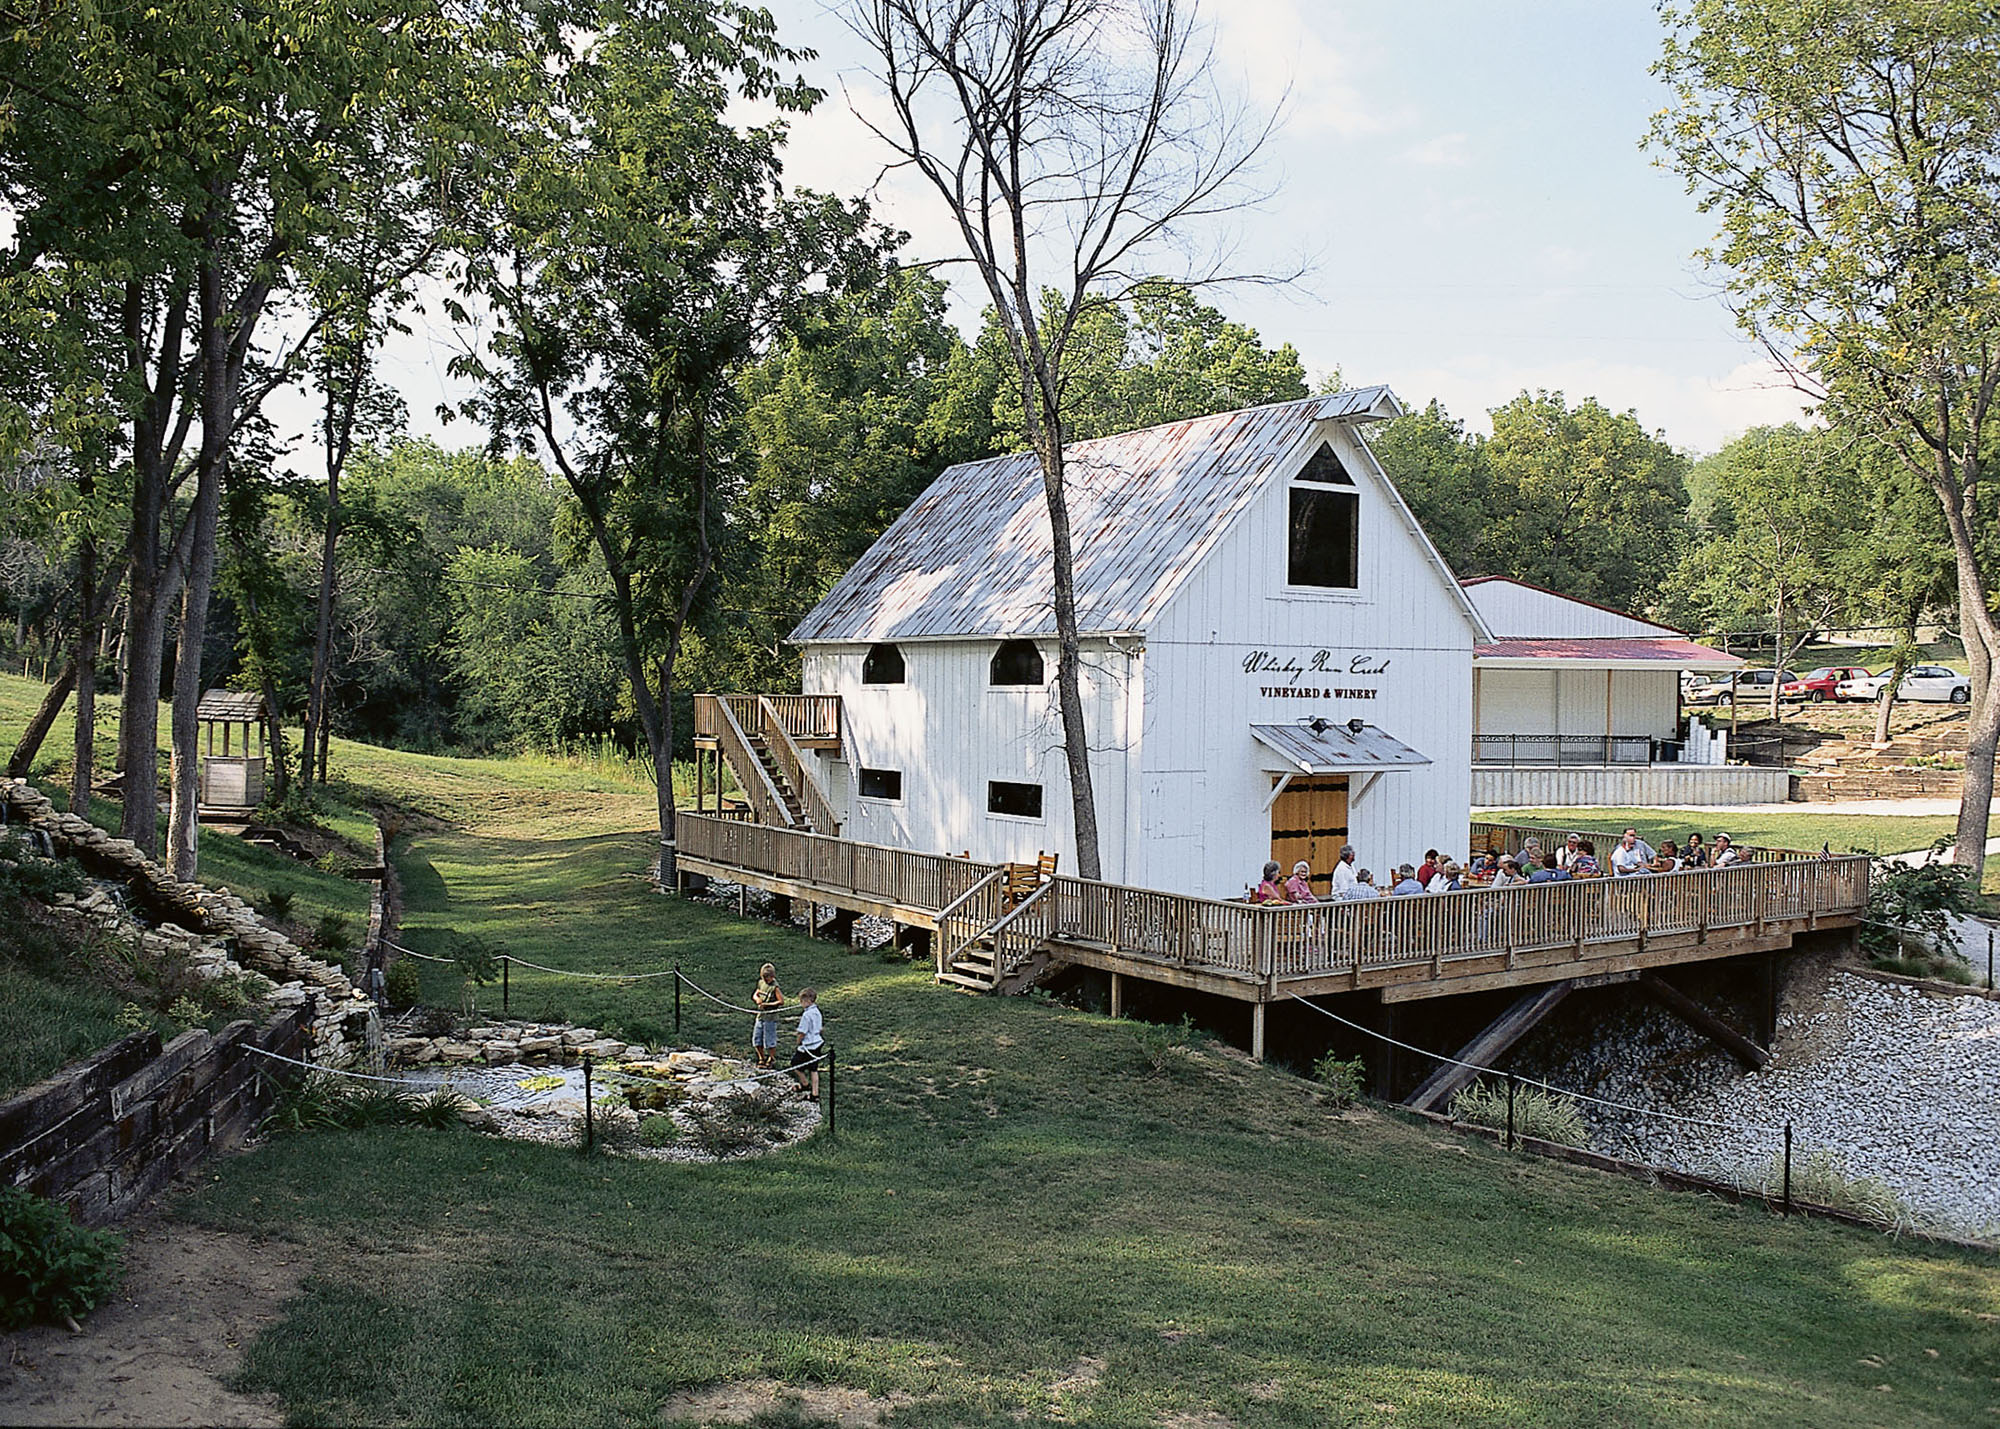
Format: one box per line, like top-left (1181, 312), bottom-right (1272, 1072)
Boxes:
top-left (1782, 666), bottom-right (1873, 702)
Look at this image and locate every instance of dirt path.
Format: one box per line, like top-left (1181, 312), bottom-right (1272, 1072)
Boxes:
top-left (0, 1216), bottom-right (302, 1427)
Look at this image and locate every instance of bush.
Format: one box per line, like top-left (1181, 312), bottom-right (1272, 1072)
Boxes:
top-left (1862, 856), bottom-right (1979, 959)
top-left (1134, 1016), bottom-right (1206, 1077)
top-left (258, 889), bottom-right (296, 923)
top-left (1869, 952), bottom-right (1976, 985)
top-left (0, 1185), bottom-right (123, 1329)
top-left (313, 912), bottom-right (352, 954)
top-left (384, 958), bottom-right (422, 1009)
top-left (0, 832), bottom-right (85, 908)
top-left (264, 1072), bottom-right (460, 1135)
top-left (1743, 1148), bottom-right (1907, 1227)
top-left (1448, 1079), bottom-right (1589, 1148)
top-left (1312, 1052), bottom-right (1367, 1109)
top-left (166, 995), bottom-right (205, 1028)
top-left (638, 1114), bottom-right (680, 1148)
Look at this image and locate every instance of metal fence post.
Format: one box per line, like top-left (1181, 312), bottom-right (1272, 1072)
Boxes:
top-left (825, 1046), bottom-right (836, 1138)
top-left (1505, 1071), bottom-right (1517, 1151)
top-left (1988, 930), bottom-right (1994, 993)
top-left (1782, 1121), bottom-right (1792, 1215)
top-left (583, 1055), bottom-right (595, 1153)
top-left (674, 964), bottom-right (682, 1035)
top-left (502, 957), bottom-right (509, 1016)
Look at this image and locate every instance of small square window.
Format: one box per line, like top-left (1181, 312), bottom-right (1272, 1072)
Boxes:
top-left (859, 768), bottom-right (902, 801)
top-left (987, 780), bottom-right (1044, 818)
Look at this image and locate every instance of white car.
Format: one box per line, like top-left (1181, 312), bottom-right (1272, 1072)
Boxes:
top-left (1834, 664), bottom-right (1971, 704)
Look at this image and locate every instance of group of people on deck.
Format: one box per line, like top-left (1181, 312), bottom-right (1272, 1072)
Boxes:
top-left (1250, 827), bottom-right (1745, 905)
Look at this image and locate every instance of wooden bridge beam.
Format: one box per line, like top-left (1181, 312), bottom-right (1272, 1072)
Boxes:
top-left (1637, 971), bottom-right (1770, 1071)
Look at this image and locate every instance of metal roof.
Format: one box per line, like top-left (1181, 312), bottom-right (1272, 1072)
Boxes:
top-left (195, 689), bottom-right (265, 721)
top-left (791, 389), bottom-right (1408, 644)
top-left (1473, 637), bottom-right (1742, 671)
top-left (1250, 720), bottom-right (1432, 773)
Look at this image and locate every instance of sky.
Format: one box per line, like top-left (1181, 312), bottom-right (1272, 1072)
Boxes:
top-left (735, 0), bottom-right (1814, 455)
top-left (352, 0), bottom-right (1815, 467)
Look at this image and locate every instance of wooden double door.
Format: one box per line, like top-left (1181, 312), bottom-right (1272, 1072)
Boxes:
top-left (1270, 777), bottom-right (1349, 895)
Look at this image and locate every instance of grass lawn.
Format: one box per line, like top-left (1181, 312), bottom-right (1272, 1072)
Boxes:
top-left (1482, 807), bottom-right (1980, 860)
top-left (8, 673), bottom-right (2000, 1423)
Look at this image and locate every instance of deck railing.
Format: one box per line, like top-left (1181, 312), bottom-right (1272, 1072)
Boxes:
top-left (679, 813), bottom-right (1004, 914)
top-left (758, 697), bottom-right (840, 835)
top-left (678, 813), bottom-right (1869, 989)
top-left (693, 693), bottom-right (842, 745)
top-left (704, 696), bottom-right (794, 828)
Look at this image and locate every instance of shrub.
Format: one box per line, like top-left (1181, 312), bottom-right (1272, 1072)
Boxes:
top-left (1312, 1052), bottom-right (1367, 1109)
top-left (313, 912), bottom-right (353, 954)
top-left (681, 1097), bottom-right (775, 1158)
top-left (1448, 1080), bottom-right (1589, 1148)
top-left (1742, 1148), bottom-right (1907, 1228)
top-left (166, 995), bottom-right (206, 1028)
top-left (0, 1185), bottom-right (123, 1329)
top-left (0, 832), bottom-right (85, 908)
top-left (1861, 856), bottom-right (1979, 959)
top-left (258, 889), bottom-right (296, 923)
top-left (1135, 1015), bottom-right (1206, 1077)
top-left (1869, 952), bottom-right (1976, 985)
top-left (638, 1114), bottom-right (680, 1148)
top-left (384, 959), bottom-right (422, 1009)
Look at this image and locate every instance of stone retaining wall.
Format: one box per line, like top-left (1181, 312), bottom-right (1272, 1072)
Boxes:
top-left (0, 1006), bottom-right (311, 1226)
top-left (2, 778), bottom-right (376, 1064)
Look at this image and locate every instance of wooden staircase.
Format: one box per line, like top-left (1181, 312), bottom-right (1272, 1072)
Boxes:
top-left (935, 860), bottom-right (1063, 995)
top-left (745, 733), bottom-right (811, 828)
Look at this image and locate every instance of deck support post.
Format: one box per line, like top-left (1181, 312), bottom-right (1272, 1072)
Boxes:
top-left (1250, 1001), bottom-right (1266, 1062)
top-left (1372, 1001), bottom-right (1397, 1099)
top-left (807, 901), bottom-right (819, 937)
top-left (771, 893), bottom-right (792, 924)
top-left (1109, 970), bottom-right (1124, 1019)
top-left (828, 909), bottom-right (858, 945)
top-left (737, 884), bottom-right (747, 918)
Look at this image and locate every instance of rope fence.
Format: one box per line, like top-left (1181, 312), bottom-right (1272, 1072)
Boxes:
top-left (1283, 992), bottom-right (1811, 1214)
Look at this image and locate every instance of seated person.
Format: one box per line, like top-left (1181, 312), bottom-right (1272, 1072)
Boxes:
top-left (1468, 851), bottom-right (1497, 880)
top-left (1527, 851), bottom-right (1570, 883)
top-left (1557, 833), bottom-right (1584, 870)
top-left (1339, 868), bottom-right (1381, 899)
top-left (1490, 854), bottom-right (1527, 887)
top-left (1416, 849), bottom-right (1440, 886)
top-left (1650, 839), bottom-right (1683, 873)
top-left (1426, 860), bottom-right (1459, 893)
top-left (1283, 860), bottom-right (1318, 903)
top-left (1712, 833), bottom-right (1743, 867)
top-left (1571, 840), bottom-right (1602, 877)
top-left (1609, 829), bottom-right (1651, 876)
top-left (1681, 831), bottom-right (1709, 867)
top-left (1251, 861), bottom-right (1289, 904)
top-left (1390, 863), bottom-right (1425, 895)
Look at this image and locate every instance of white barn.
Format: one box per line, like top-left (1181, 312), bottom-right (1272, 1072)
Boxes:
top-left (785, 389), bottom-right (1489, 900)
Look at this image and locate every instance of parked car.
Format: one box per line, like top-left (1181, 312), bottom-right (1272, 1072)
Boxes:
top-left (1685, 668), bottom-right (1797, 704)
top-left (1835, 665), bottom-right (1972, 704)
top-left (1783, 666), bottom-right (1873, 702)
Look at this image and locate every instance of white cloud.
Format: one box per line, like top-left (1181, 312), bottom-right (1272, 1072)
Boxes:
top-left (1382, 355), bottom-right (1817, 455)
top-left (1210, 0), bottom-right (1391, 139)
top-left (1405, 132), bottom-right (1471, 167)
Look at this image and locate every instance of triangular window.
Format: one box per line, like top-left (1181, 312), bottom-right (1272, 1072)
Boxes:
top-left (1296, 442), bottom-right (1355, 486)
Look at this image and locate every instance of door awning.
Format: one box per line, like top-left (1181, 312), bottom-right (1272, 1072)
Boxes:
top-left (1251, 720), bottom-right (1431, 774)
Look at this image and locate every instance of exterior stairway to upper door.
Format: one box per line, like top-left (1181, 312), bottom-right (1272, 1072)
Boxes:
top-left (693, 694), bottom-right (842, 836)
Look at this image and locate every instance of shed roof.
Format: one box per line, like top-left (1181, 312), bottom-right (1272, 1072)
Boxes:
top-left (1250, 721), bottom-right (1432, 774)
top-left (791, 389), bottom-right (1426, 644)
top-left (1473, 637), bottom-right (1741, 671)
top-left (195, 689), bottom-right (265, 721)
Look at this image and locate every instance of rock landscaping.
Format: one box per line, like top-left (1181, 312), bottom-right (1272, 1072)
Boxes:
top-left (380, 1014), bottom-right (820, 1161)
top-left (2, 778), bottom-right (376, 1066)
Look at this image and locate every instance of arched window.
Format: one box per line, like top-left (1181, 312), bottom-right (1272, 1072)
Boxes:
top-left (862, 642), bottom-right (906, 685)
top-left (989, 639), bottom-right (1045, 686)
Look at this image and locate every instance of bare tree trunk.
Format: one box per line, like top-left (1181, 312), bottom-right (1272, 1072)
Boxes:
top-left (1035, 436), bottom-right (1103, 880)
top-left (1939, 491), bottom-right (2000, 874)
top-left (118, 491), bottom-right (168, 855)
top-left (70, 535), bottom-right (98, 814)
top-left (165, 236), bottom-right (233, 880)
top-left (261, 673), bottom-right (288, 805)
top-left (7, 663), bottom-right (74, 778)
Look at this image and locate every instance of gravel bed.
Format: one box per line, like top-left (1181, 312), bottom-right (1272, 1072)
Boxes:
top-left (1521, 967), bottom-right (2000, 1237)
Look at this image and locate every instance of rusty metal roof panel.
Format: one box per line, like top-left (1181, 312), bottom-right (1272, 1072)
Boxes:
top-left (791, 389), bottom-right (1402, 644)
top-left (1250, 720), bottom-right (1432, 772)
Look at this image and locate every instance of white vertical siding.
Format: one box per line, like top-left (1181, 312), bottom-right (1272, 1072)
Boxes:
top-left (1465, 579), bottom-right (1680, 639)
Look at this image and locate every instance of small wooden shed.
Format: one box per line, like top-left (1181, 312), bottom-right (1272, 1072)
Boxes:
top-left (197, 689), bottom-right (268, 817)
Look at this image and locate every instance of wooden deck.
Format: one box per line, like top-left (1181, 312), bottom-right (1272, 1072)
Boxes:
top-left (676, 813), bottom-right (1869, 1011)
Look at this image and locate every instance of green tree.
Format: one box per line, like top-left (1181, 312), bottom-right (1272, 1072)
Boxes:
top-left (457, 0), bottom-right (889, 879)
top-left (730, 267), bottom-right (987, 691)
top-left (1661, 425), bottom-right (1867, 716)
top-left (1652, 0), bottom-right (2000, 871)
top-left (1363, 400), bottom-right (1497, 577)
top-left (1480, 391), bottom-right (1691, 613)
